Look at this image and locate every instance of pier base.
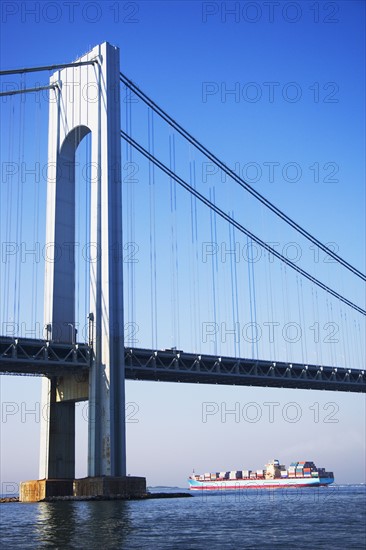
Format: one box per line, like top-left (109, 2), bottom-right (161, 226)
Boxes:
top-left (20, 479), bottom-right (74, 502)
top-left (19, 476), bottom-right (146, 502)
top-left (74, 476), bottom-right (146, 498)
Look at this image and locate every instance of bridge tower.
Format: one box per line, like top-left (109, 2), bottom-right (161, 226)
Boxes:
top-left (21, 43), bottom-right (145, 499)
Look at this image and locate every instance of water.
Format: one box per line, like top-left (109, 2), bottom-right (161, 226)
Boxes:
top-left (1, 485), bottom-right (365, 549)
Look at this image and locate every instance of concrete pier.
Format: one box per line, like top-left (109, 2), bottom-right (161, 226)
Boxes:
top-left (74, 477), bottom-right (146, 499)
top-left (20, 479), bottom-right (74, 502)
top-left (19, 477), bottom-right (146, 502)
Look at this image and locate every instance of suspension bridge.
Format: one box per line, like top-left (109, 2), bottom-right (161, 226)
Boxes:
top-left (0, 43), bottom-right (365, 500)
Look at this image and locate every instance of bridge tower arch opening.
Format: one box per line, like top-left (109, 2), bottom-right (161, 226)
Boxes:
top-left (39, 42), bottom-right (126, 482)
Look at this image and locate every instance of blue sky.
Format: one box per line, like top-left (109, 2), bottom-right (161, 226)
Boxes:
top-left (0, 1), bottom-right (365, 488)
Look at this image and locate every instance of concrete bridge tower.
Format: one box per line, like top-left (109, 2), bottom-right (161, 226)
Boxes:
top-left (20, 43), bottom-right (145, 500)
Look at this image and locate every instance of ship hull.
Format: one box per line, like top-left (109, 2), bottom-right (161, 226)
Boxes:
top-left (188, 477), bottom-right (334, 490)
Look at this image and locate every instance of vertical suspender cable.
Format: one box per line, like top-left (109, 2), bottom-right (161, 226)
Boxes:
top-left (340, 308), bottom-right (347, 366)
top-left (267, 251), bottom-right (275, 361)
top-left (315, 289), bottom-right (323, 366)
top-left (189, 156), bottom-right (198, 351)
top-left (212, 188), bottom-right (220, 353)
top-left (12, 90), bottom-right (19, 325)
top-left (169, 134), bottom-right (178, 347)
top-left (280, 263), bottom-right (288, 363)
top-left (355, 318), bottom-right (361, 368)
top-left (18, 82), bottom-right (25, 329)
top-left (85, 133), bottom-right (91, 338)
top-left (148, 107), bottom-right (154, 348)
top-left (326, 298), bottom-right (333, 365)
top-left (152, 114), bottom-right (158, 348)
top-left (251, 242), bottom-right (258, 359)
top-left (311, 286), bottom-right (317, 365)
top-left (229, 212), bottom-right (240, 357)
top-left (3, 97), bottom-right (15, 325)
top-left (192, 158), bottom-right (200, 352)
top-left (233, 221), bottom-right (240, 358)
top-left (357, 319), bottom-right (363, 367)
top-left (169, 134), bottom-right (174, 347)
top-left (31, 97), bottom-right (41, 334)
top-left (229, 216), bottom-right (235, 356)
top-left (209, 188), bottom-right (217, 355)
top-left (76, 107), bottom-right (81, 334)
top-left (148, 108), bottom-right (158, 349)
top-left (173, 136), bottom-right (180, 348)
top-left (247, 238), bottom-right (258, 359)
top-left (14, 76), bottom-right (26, 328)
top-left (125, 84), bottom-right (135, 333)
top-left (300, 278), bottom-right (307, 364)
top-left (284, 265), bottom-right (291, 362)
top-left (296, 275), bottom-right (304, 365)
top-left (344, 310), bottom-right (351, 368)
top-left (247, 236), bottom-right (254, 359)
top-left (264, 248), bottom-right (271, 360)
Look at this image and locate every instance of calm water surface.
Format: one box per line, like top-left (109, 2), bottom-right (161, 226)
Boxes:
top-left (1, 485), bottom-right (365, 549)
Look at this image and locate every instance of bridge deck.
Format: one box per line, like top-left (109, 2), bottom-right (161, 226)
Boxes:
top-left (0, 337), bottom-right (90, 375)
top-left (0, 338), bottom-right (364, 392)
top-left (125, 348), bottom-right (365, 393)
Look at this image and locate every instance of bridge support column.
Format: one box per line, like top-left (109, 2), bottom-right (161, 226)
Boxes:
top-left (32, 42), bottom-right (135, 496)
top-left (39, 378), bottom-right (75, 479)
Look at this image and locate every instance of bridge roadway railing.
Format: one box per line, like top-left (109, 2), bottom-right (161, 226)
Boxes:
top-left (0, 337), bottom-right (365, 392)
top-left (125, 348), bottom-right (366, 393)
top-left (0, 337), bottom-right (91, 376)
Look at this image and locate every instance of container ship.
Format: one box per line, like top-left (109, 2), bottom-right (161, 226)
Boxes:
top-left (188, 459), bottom-right (334, 490)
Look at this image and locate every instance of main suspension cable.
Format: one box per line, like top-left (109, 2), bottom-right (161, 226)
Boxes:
top-left (120, 130), bottom-right (366, 317)
top-left (120, 72), bottom-right (365, 282)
